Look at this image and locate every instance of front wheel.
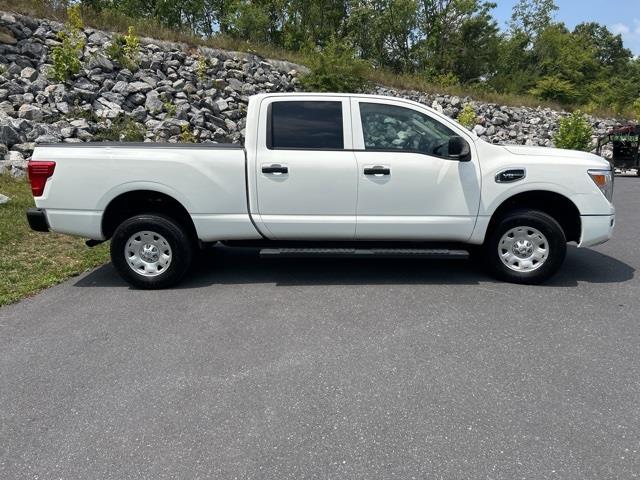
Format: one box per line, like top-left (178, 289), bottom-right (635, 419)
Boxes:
top-left (483, 209), bottom-right (566, 284)
top-left (110, 214), bottom-right (194, 289)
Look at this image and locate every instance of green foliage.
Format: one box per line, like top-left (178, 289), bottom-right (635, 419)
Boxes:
top-left (554, 111), bottom-right (593, 151)
top-left (50, 5), bottom-right (85, 81)
top-left (163, 102), bottom-right (177, 117)
top-left (179, 124), bottom-right (196, 143)
top-left (457, 104), bottom-right (478, 129)
top-left (431, 72), bottom-right (459, 88)
top-left (300, 38), bottom-right (370, 93)
top-left (94, 115), bottom-right (146, 142)
top-left (225, 0), bottom-right (275, 44)
top-left (196, 55), bottom-right (208, 81)
top-left (346, 0), bottom-right (419, 73)
top-left (14, 0), bottom-right (640, 117)
top-left (529, 76), bottom-right (578, 104)
top-left (106, 25), bottom-right (140, 70)
top-left (509, 0), bottom-right (558, 40)
top-left (123, 26), bottom-right (140, 61)
top-left (634, 99), bottom-right (640, 121)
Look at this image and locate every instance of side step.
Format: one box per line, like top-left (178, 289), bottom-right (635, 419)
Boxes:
top-left (259, 248), bottom-right (469, 259)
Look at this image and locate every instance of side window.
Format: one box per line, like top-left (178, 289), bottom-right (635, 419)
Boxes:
top-left (268, 101), bottom-right (344, 150)
top-left (359, 102), bottom-right (458, 157)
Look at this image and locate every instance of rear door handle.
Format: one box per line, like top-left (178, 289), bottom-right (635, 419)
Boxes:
top-left (262, 164), bottom-right (288, 174)
top-left (364, 165), bottom-right (391, 176)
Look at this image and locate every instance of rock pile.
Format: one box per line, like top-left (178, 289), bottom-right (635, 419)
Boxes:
top-left (372, 86), bottom-right (621, 150)
top-left (0, 10), bottom-right (623, 178)
top-left (0, 11), bottom-right (301, 177)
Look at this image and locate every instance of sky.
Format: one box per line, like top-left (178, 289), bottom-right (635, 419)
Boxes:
top-left (491, 0), bottom-right (640, 55)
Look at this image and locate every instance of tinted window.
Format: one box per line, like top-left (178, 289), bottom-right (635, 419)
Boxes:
top-left (269, 101), bottom-right (344, 149)
top-left (360, 102), bottom-right (457, 157)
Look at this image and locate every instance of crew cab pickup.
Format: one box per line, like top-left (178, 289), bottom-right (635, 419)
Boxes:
top-left (26, 93), bottom-right (615, 288)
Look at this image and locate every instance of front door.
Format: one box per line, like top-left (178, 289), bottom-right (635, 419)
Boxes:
top-left (351, 98), bottom-right (481, 241)
top-left (254, 97), bottom-right (358, 240)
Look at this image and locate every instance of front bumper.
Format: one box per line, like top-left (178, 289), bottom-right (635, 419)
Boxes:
top-left (579, 214), bottom-right (615, 247)
top-left (26, 208), bottom-right (50, 232)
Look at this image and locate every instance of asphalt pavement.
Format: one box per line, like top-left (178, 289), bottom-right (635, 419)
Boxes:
top-left (1, 178), bottom-right (639, 479)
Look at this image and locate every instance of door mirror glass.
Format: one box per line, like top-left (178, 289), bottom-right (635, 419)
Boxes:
top-left (448, 136), bottom-right (471, 161)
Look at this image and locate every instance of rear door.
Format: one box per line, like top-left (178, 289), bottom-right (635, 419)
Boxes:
top-left (253, 97), bottom-right (358, 239)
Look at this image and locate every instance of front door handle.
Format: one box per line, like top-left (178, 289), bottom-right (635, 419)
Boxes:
top-left (364, 166), bottom-right (391, 176)
top-left (262, 164), bottom-right (288, 174)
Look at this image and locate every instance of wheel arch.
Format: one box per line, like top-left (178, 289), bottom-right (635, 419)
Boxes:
top-left (101, 189), bottom-right (198, 241)
top-left (485, 190), bottom-right (581, 243)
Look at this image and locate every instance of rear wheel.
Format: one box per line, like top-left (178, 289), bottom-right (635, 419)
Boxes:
top-left (110, 214), bottom-right (193, 289)
top-left (483, 209), bottom-right (566, 284)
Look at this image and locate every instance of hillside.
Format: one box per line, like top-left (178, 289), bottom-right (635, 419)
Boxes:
top-left (0, 10), bottom-right (623, 178)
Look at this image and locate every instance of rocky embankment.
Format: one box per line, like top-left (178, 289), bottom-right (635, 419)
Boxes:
top-left (0, 10), bottom-right (622, 178)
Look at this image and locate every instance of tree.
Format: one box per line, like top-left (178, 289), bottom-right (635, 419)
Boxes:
top-left (346, 0), bottom-right (419, 73)
top-left (447, 6), bottom-right (499, 83)
top-left (283, 0), bottom-right (348, 50)
top-left (225, 0), bottom-right (287, 45)
top-left (529, 24), bottom-right (600, 103)
top-left (415, 0), bottom-right (498, 81)
top-left (509, 0), bottom-right (558, 40)
top-left (573, 23), bottom-right (631, 72)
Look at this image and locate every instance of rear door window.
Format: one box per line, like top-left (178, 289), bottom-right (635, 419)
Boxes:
top-left (268, 101), bottom-right (344, 150)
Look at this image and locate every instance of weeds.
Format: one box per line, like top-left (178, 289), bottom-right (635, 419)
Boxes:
top-left (106, 26), bottom-right (140, 71)
top-left (50, 5), bottom-right (85, 81)
top-left (94, 115), bottom-right (145, 142)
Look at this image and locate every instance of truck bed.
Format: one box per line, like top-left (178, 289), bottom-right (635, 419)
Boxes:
top-left (31, 142), bottom-right (261, 242)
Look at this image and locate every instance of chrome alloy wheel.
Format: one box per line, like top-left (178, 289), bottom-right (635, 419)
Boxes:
top-left (125, 231), bottom-right (172, 277)
top-left (498, 226), bottom-right (549, 272)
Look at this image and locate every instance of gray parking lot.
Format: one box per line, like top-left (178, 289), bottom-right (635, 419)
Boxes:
top-left (1, 178), bottom-right (639, 479)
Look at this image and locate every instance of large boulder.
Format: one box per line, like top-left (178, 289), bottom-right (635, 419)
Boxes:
top-left (0, 124), bottom-right (22, 147)
top-left (18, 104), bottom-right (43, 121)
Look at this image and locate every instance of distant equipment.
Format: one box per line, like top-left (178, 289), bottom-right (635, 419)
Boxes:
top-left (597, 125), bottom-right (640, 176)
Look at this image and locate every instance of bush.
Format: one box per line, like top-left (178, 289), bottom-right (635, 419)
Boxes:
top-left (51, 5), bottom-right (85, 81)
top-left (106, 26), bottom-right (140, 71)
top-left (163, 102), bottom-right (176, 117)
top-left (529, 76), bottom-right (578, 105)
top-left (179, 124), bottom-right (196, 143)
top-left (633, 98), bottom-right (640, 121)
top-left (431, 72), bottom-right (459, 88)
top-left (196, 55), bottom-right (208, 82)
top-left (554, 111), bottom-right (593, 151)
top-left (457, 104), bottom-right (477, 130)
top-left (300, 37), bottom-right (370, 93)
top-left (94, 115), bottom-right (145, 142)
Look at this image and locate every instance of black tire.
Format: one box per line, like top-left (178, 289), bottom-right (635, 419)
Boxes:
top-left (483, 209), bottom-right (566, 285)
top-left (110, 214), bottom-right (193, 289)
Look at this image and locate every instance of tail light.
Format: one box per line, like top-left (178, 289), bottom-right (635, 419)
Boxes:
top-left (27, 161), bottom-right (56, 197)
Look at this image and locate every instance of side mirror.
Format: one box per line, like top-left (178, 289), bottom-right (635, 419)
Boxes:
top-left (448, 136), bottom-right (471, 162)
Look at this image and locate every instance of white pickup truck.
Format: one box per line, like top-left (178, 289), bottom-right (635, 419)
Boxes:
top-left (26, 93), bottom-right (615, 288)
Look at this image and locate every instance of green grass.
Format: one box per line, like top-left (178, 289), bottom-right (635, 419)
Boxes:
top-left (0, 175), bottom-right (108, 307)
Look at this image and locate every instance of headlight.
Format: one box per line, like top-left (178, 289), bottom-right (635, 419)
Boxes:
top-left (588, 169), bottom-right (614, 202)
